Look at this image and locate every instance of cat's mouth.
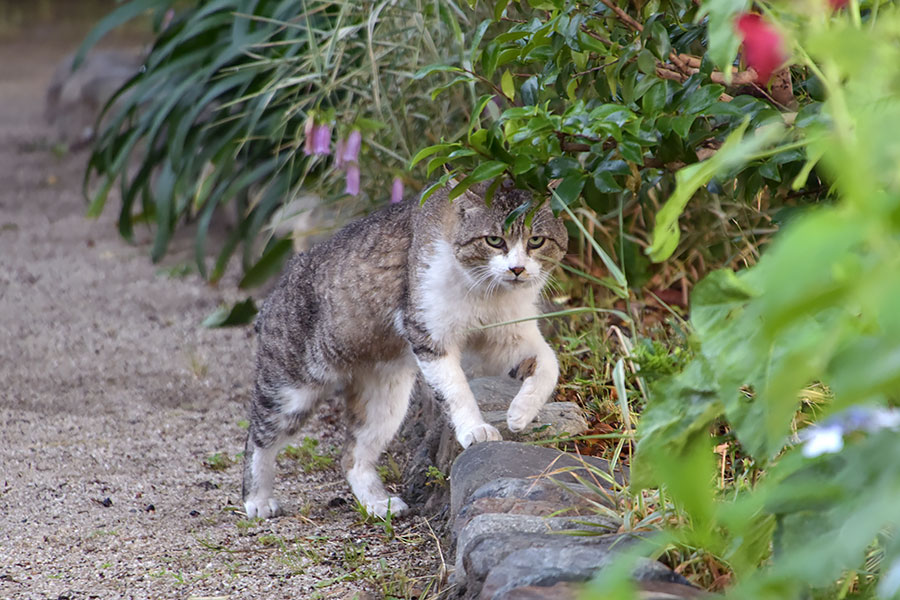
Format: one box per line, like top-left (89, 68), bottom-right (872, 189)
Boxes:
top-left (503, 276), bottom-right (530, 286)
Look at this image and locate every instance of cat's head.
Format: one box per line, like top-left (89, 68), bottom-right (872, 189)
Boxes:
top-left (450, 181), bottom-right (568, 293)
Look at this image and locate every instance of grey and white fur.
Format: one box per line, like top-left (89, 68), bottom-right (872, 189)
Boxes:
top-left (242, 180), bottom-right (568, 519)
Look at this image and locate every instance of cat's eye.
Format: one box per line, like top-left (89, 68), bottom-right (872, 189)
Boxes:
top-left (485, 236), bottom-right (506, 249)
top-left (527, 236), bottom-right (545, 249)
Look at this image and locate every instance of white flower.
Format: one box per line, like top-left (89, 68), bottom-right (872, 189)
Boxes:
top-left (801, 424), bottom-right (844, 458)
top-left (878, 557), bottom-right (900, 599)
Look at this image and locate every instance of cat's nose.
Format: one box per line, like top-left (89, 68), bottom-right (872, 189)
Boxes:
top-left (509, 266), bottom-right (525, 277)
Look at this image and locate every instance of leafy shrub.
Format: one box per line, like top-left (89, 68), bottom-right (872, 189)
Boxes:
top-left (81, 0), bottom-right (477, 285)
top-left (417, 1), bottom-right (900, 597)
top-left (413, 0), bottom-right (827, 288)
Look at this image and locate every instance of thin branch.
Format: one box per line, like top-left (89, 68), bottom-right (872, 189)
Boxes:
top-left (597, 0), bottom-right (644, 32)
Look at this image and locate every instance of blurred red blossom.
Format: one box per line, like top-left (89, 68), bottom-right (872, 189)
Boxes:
top-left (828, 0), bottom-right (849, 9)
top-left (735, 13), bottom-right (787, 85)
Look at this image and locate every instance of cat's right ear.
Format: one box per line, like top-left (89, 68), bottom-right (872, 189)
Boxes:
top-left (447, 177), bottom-right (483, 206)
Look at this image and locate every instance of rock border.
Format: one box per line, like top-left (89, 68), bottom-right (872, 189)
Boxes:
top-left (399, 376), bottom-right (705, 599)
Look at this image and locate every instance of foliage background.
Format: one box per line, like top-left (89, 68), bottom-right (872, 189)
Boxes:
top-left (81, 0), bottom-right (900, 597)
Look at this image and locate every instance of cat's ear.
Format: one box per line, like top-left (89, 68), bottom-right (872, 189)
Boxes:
top-left (447, 178), bottom-right (484, 206)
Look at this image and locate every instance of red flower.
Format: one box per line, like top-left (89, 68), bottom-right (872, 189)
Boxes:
top-left (735, 13), bottom-right (787, 85)
top-left (828, 0), bottom-right (849, 10)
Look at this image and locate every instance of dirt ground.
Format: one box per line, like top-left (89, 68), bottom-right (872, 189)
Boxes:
top-left (0, 13), bottom-right (443, 600)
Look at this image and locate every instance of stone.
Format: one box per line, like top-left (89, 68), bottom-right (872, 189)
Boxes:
top-left (450, 441), bottom-right (625, 517)
top-left (483, 402), bottom-right (588, 442)
top-left (495, 582), bottom-right (579, 600)
top-left (400, 378), bottom-right (592, 516)
top-left (454, 513), bottom-right (618, 584)
top-left (469, 377), bottom-right (524, 411)
top-left (466, 531), bottom-right (688, 600)
top-left (453, 476), bottom-right (615, 533)
top-left (491, 580), bottom-right (707, 600)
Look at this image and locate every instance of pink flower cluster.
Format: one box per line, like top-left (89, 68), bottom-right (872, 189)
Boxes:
top-left (303, 119), bottom-right (404, 202)
top-left (335, 130), bottom-right (362, 196)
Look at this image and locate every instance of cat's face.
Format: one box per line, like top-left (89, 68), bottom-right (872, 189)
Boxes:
top-left (451, 184), bottom-right (567, 293)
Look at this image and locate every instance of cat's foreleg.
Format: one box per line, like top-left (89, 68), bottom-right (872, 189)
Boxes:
top-left (504, 324), bottom-right (559, 432)
top-left (416, 348), bottom-right (503, 448)
top-left (343, 358), bottom-right (416, 519)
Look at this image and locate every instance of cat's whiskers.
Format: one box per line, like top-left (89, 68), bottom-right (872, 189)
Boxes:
top-left (464, 265), bottom-right (497, 299)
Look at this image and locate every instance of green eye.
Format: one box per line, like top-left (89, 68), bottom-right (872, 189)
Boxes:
top-left (527, 236), bottom-right (545, 249)
top-left (485, 236), bottom-right (505, 248)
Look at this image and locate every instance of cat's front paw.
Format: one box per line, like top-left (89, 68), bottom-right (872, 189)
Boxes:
top-left (506, 403), bottom-right (539, 433)
top-left (365, 496), bottom-right (409, 520)
top-left (458, 422), bottom-right (502, 448)
top-left (244, 495), bottom-right (282, 520)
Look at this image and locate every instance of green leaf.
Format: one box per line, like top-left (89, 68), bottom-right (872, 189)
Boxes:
top-left (202, 297), bottom-right (258, 328)
top-left (647, 118), bottom-right (784, 262)
top-left (413, 63), bottom-right (464, 79)
top-left (238, 238), bottom-right (293, 289)
top-left (501, 69), bottom-right (516, 101)
top-left (448, 161), bottom-right (509, 200)
top-left (410, 143), bottom-right (458, 168)
top-left (520, 76), bottom-right (540, 106)
top-left (554, 174), bottom-right (586, 207)
top-left (74, 0), bottom-right (169, 68)
top-left (641, 80), bottom-right (667, 116)
top-left (637, 50), bottom-right (658, 76)
top-left (698, 0), bottom-right (749, 77)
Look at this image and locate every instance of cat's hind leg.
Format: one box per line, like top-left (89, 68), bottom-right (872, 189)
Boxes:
top-left (343, 357), bottom-right (417, 519)
top-left (242, 383), bottom-right (321, 519)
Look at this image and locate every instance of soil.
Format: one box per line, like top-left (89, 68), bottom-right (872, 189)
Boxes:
top-left (0, 11), bottom-right (444, 600)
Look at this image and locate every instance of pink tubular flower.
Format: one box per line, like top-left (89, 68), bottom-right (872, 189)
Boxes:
top-left (735, 13), bottom-right (787, 85)
top-left (341, 130), bottom-right (362, 164)
top-left (391, 177), bottom-right (404, 204)
top-left (303, 116), bottom-right (315, 156)
top-left (345, 164), bottom-right (360, 196)
top-left (312, 123), bottom-right (332, 155)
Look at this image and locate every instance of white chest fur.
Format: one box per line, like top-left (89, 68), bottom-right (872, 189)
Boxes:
top-left (417, 240), bottom-right (539, 348)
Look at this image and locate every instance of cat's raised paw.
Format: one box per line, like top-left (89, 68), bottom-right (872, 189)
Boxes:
top-left (366, 496), bottom-right (409, 520)
top-left (244, 496), bottom-right (282, 519)
top-left (459, 422), bottom-right (503, 448)
top-left (506, 405), bottom-right (538, 433)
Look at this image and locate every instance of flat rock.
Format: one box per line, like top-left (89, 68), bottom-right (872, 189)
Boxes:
top-left (483, 402), bottom-right (588, 442)
top-left (470, 532), bottom-right (687, 600)
top-left (470, 377), bottom-right (524, 411)
top-left (453, 476), bottom-right (617, 534)
top-left (450, 441), bottom-right (625, 517)
top-left (400, 378), bottom-right (592, 514)
top-left (454, 513), bottom-right (618, 583)
top-left (495, 582), bottom-right (579, 600)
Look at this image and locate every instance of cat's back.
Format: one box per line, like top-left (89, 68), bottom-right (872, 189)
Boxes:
top-left (256, 200), bottom-right (413, 367)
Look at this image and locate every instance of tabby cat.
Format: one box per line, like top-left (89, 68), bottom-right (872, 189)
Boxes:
top-left (242, 180), bottom-right (567, 519)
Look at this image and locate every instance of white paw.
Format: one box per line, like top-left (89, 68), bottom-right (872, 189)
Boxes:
top-left (244, 496), bottom-right (281, 519)
top-left (459, 422), bottom-right (503, 448)
top-left (365, 496), bottom-right (409, 520)
top-left (506, 403), bottom-right (539, 433)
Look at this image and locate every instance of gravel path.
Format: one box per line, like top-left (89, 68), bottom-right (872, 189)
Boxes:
top-left (0, 14), bottom-right (443, 600)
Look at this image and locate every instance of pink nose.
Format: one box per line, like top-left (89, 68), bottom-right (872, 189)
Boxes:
top-left (509, 266), bottom-right (525, 277)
